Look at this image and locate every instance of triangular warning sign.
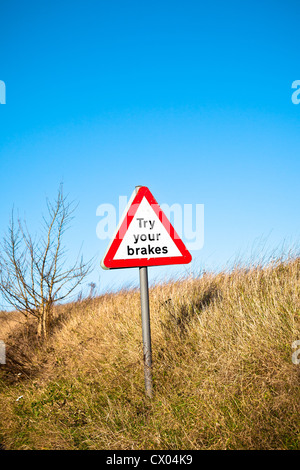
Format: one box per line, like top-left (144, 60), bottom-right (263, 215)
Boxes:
top-left (101, 186), bottom-right (192, 269)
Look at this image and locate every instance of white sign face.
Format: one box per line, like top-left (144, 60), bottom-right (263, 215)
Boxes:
top-left (114, 197), bottom-right (182, 260)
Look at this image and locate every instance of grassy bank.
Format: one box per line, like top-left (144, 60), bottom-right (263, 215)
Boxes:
top-left (0, 257), bottom-right (299, 449)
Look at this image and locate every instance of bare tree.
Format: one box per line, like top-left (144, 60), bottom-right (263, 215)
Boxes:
top-left (0, 185), bottom-right (92, 340)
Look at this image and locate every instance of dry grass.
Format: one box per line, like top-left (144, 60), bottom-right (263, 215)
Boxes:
top-left (0, 256), bottom-right (299, 450)
top-left (0, 310), bottom-right (26, 343)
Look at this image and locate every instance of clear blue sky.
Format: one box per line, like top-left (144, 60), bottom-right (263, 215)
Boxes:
top-left (0, 0), bottom-right (299, 297)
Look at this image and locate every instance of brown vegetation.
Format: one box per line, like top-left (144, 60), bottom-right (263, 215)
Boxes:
top-left (0, 256), bottom-right (299, 449)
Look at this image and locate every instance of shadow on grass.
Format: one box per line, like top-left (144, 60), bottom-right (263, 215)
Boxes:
top-left (0, 298), bottom-right (96, 384)
top-left (160, 284), bottom-right (222, 337)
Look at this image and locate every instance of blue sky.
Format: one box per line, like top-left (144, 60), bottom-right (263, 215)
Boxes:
top-left (0, 0), bottom-right (299, 297)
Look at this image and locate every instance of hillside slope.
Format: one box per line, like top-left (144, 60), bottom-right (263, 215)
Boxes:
top-left (0, 258), bottom-right (299, 450)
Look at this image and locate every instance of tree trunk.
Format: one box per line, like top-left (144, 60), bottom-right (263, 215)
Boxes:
top-left (37, 305), bottom-right (49, 341)
top-left (37, 315), bottom-right (43, 339)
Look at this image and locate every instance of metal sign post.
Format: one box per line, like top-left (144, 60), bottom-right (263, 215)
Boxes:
top-left (139, 266), bottom-right (153, 398)
top-left (101, 186), bottom-right (192, 398)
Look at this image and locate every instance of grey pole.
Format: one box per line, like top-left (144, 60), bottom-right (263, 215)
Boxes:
top-left (139, 266), bottom-right (153, 398)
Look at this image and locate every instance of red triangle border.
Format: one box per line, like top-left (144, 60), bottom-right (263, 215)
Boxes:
top-left (101, 186), bottom-right (192, 269)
